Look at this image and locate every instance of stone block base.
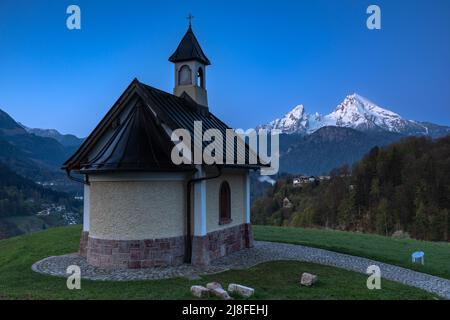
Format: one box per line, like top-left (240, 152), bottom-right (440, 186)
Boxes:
top-left (86, 235), bottom-right (185, 269)
top-left (79, 223), bottom-right (253, 269)
top-left (79, 231), bottom-right (89, 257)
top-left (192, 223), bottom-right (253, 266)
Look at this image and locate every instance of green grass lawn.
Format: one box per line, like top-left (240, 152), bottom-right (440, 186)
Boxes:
top-left (0, 225), bottom-right (439, 300)
top-left (254, 225), bottom-right (450, 280)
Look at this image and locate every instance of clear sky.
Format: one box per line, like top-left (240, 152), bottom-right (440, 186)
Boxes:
top-left (0, 0), bottom-right (449, 137)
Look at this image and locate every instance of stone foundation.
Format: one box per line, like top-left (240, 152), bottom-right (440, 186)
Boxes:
top-left (86, 235), bottom-right (186, 269)
top-left (79, 223), bottom-right (253, 269)
top-left (79, 231), bottom-right (89, 257)
top-left (191, 223), bottom-right (253, 266)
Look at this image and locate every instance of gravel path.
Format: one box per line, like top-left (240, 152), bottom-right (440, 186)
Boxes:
top-left (214, 241), bottom-right (450, 299)
top-left (32, 253), bottom-right (226, 281)
top-left (32, 241), bottom-right (450, 299)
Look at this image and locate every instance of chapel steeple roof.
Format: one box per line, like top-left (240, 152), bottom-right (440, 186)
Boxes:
top-left (168, 25), bottom-right (211, 66)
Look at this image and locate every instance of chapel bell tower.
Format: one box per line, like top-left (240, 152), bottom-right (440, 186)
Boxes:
top-left (169, 16), bottom-right (211, 107)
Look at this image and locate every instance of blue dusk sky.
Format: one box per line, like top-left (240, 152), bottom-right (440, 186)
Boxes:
top-left (0, 0), bottom-right (449, 137)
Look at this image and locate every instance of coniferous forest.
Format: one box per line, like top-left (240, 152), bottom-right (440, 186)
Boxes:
top-left (252, 135), bottom-right (450, 241)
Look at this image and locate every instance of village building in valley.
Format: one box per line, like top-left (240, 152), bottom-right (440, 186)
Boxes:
top-left (63, 24), bottom-right (264, 269)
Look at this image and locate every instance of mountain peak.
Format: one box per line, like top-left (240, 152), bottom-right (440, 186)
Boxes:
top-left (260, 94), bottom-right (450, 137)
top-left (260, 104), bottom-right (309, 134)
top-left (286, 104), bottom-right (305, 119)
top-left (329, 93), bottom-right (404, 132)
top-left (339, 93), bottom-right (379, 108)
top-left (0, 108), bottom-right (27, 135)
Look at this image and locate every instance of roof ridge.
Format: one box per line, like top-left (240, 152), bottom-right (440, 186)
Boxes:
top-left (138, 81), bottom-right (202, 106)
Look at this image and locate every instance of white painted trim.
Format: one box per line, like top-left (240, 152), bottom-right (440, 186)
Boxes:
top-left (83, 184), bottom-right (90, 232)
top-left (88, 172), bottom-right (188, 182)
top-left (193, 167), bottom-right (207, 236)
top-left (245, 172), bottom-right (251, 224)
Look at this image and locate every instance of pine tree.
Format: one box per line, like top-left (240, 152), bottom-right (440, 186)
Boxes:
top-left (375, 198), bottom-right (391, 236)
top-left (414, 201), bottom-right (428, 240)
top-left (337, 191), bottom-right (356, 230)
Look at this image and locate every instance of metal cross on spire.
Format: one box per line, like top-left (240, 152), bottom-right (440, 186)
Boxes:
top-left (187, 13), bottom-right (194, 27)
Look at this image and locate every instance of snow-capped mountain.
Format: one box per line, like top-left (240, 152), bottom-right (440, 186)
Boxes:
top-left (265, 104), bottom-right (311, 135)
top-left (261, 93), bottom-right (450, 137)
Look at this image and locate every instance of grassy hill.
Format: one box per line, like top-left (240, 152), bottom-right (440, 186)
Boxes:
top-left (0, 226), bottom-right (440, 300)
top-left (254, 225), bottom-right (450, 279)
top-left (0, 215), bottom-right (68, 239)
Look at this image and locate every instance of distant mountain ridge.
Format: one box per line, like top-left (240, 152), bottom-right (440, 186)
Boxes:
top-left (20, 125), bottom-right (84, 148)
top-left (0, 107), bottom-right (83, 192)
top-left (261, 93), bottom-right (450, 138)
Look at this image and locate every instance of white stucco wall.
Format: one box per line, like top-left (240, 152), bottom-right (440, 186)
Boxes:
top-left (86, 169), bottom-right (249, 240)
top-left (83, 184), bottom-right (90, 232)
top-left (205, 172), bottom-right (247, 233)
top-left (88, 178), bottom-right (186, 240)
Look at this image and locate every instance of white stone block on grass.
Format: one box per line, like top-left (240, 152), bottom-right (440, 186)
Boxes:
top-left (206, 281), bottom-right (223, 290)
top-left (228, 283), bottom-right (255, 298)
top-left (211, 287), bottom-right (233, 300)
top-left (191, 285), bottom-right (210, 298)
top-left (206, 282), bottom-right (232, 300)
top-left (300, 272), bottom-right (318, 286)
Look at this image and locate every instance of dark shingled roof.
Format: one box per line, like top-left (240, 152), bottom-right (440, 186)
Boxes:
top-left (79, 101), bottom-right (192, 173)
top-left (63, 79), bottom-right (263, 174)
top-left (168, 26), bottom-right (211, 65)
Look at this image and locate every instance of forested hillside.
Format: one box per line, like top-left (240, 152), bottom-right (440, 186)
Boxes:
top-left (252, 135), bottom-right (450, 241)
top-left (0, 162), bottom-right (81, 218)
top-left (0, 108), bottom-right (85, 239)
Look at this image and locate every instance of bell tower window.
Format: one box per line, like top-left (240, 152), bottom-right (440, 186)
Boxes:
top-left (196, 67), bottom-right (204, 88)
top-left (178, 65), bottom-right (192, 85)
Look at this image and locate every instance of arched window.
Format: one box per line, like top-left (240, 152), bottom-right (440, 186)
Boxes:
top-left (219, 181), bottom-right (231, 224)
top-left (196, 67), bottom-right (204, 88)
top-left (178, 65), bottom-right (192, 85)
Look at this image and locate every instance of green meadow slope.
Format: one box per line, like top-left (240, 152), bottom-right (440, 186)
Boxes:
top-left (0, 226), bottom-right (440, 300)
top-left (254, 225), bottom-right (450, 279)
